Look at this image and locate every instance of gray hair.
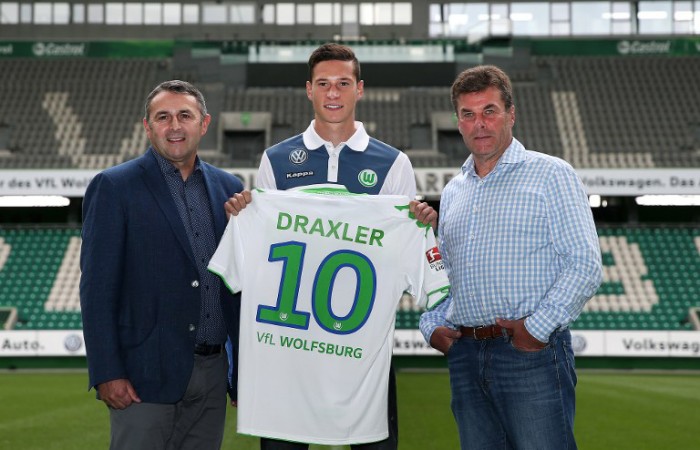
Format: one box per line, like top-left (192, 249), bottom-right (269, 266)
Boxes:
top-left (144, 80), bottom-right (207, 122)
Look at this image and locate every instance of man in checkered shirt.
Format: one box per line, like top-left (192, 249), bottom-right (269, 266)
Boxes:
top-left (420, 65), bottom-right (603, 450)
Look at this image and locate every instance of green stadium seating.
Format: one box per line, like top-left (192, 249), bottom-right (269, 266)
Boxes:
top-left (0, 227), bottom-right (82, 329)
top-left (396, 226), bottom-right (700, 330)
top-left (1, 226), bottom-right (698, 331)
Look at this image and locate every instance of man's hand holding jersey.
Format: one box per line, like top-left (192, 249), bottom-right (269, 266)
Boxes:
top-left (409, 200), bottom-right (438, 231)
top-left (225, 190), bottom-right (252, 219)
top-left (225, 190), bottom-right (437, 230)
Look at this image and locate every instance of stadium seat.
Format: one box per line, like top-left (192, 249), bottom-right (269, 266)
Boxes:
top-left (2, 54), bottom-right (698, 169)
top-left (5, 225), bottom-right (698, 331)
top-left (0, 227), bottom-right (82, 330)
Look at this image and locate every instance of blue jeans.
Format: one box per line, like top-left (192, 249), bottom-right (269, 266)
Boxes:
top-left (447, 329), bottom-right (577, 450)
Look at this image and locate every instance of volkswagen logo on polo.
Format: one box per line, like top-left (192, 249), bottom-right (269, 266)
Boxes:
top-left (289, 148), bottom-right (308, 165)
top-left (358, 169), bottom-right (377, 187)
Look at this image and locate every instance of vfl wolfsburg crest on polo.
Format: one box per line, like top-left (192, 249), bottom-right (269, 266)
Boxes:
top-left (358, 169), bottom-right (377, 187)
top-left (289, 148), bottom-right (308, 165)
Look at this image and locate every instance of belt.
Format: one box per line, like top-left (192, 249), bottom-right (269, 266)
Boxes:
top-left (194, 343), bottom-right (223, 356)
top-left (460, 325), bottom-right (513, 340)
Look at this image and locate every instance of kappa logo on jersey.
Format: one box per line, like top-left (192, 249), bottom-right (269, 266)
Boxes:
top-left (358, 169), bottom-right (378, 187)
top-left (286, 170), bottom-right (315, 179)
top-left (426, 246), bottom-right (445, 271)
top-left (289, 148), bottom-right (308, 165)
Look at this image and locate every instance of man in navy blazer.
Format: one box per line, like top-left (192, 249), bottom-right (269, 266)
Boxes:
top-left (80, 80), bottom-right (243, 450)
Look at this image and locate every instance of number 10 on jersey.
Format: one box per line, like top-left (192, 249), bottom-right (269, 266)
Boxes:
top-left (256, 241), bottom-right (377, 335)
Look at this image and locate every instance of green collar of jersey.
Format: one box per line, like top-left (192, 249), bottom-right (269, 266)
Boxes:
top-left (265, 184), bottom-right (366, 196)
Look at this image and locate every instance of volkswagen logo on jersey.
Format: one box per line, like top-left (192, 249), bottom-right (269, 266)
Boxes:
top-left (358, 169), bottom-right (378, 187)
top-left (289, 148), bottom-right (308, 165)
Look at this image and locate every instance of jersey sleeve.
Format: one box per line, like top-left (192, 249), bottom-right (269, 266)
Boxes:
top-left (256, 152), bottom-right (277, 189)
top-left (379, 152), bottom-right (417, 198)
top-left (415, 231), bottom-right (450, 311)
top-left (208, 216), bottom-right (245, 294)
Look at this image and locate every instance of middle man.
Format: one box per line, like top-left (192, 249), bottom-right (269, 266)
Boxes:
top-left (225, 43), bottom-right (437, 450)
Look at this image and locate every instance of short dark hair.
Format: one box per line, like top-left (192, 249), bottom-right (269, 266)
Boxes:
top-left (451, 65), bottom-right (513, 113)
top-left (308, 43), bottom-right (361, 82)
top-left (144, 80), bottom-right (207, 122)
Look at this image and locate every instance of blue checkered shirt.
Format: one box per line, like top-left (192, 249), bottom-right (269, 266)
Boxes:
top-left (420, 138), bottom-right (602, 343)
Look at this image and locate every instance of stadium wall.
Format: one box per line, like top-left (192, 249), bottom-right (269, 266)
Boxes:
top-left (2, 168), bottom-right (700, 199)
top-left (1, 37), bottom-right (699, 370)
top-left (2, 329), bottom-right (700, 370)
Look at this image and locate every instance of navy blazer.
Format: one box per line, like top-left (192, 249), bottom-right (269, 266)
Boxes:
top-left (80, 149), bottom-right (243, 403)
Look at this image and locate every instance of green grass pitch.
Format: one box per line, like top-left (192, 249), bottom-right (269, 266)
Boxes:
top-left (0, 370), bottom-right (698, 449)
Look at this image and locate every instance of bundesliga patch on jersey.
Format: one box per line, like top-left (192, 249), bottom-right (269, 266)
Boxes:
top-left (426, 246), bottom-right (445, 271)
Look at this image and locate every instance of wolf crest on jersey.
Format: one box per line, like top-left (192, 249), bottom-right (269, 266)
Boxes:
top-left (208, 188), bottom-right (450, 445)
top-left (357, 169), bottom-right (378, 187)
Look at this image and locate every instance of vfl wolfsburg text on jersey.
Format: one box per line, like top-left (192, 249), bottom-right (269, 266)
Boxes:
top-left (208, 188), bottom-right (449, 445)
top-left (257, 331), bottom-right (363, 359)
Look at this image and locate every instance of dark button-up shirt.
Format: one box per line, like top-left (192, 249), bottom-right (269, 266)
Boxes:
top-left (154, 148), bottom-right (226, 345)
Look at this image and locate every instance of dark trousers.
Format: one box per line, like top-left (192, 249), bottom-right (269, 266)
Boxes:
top-left (260, 364), bottom-right (399, 450)
top-left (108, 352), bottom-right (228, 450)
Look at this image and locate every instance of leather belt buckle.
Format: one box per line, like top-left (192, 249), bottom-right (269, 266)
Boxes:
top-left (460, 324), bottom-right (511, 340)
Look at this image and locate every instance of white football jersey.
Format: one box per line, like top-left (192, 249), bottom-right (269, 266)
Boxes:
top-left (208, 187), bottom-right (449, 445)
